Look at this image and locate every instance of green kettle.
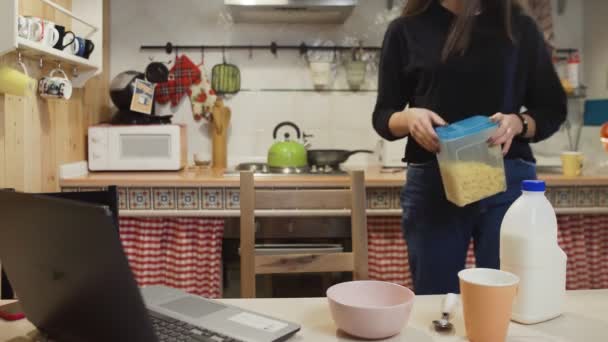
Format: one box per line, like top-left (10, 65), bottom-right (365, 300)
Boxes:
top-left (267, 122), bottom-right (308, 168)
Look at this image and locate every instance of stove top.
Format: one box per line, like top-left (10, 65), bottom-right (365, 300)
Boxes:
top-left (231, 163), bottom-right (347, 175)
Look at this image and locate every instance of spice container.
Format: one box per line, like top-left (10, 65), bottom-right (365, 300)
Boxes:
top-left (436, 116), bottom-right (506, 207)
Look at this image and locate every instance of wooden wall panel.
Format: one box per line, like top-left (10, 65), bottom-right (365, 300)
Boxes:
top-left (0, 95), bottom-right (5, 188)
top-left (39, 100), bottom-right (56, 191)
top-left (1, 0), bottom-right (110, 192)
top-left (19, 0), bottom-right (73, 29)
top-left (4, 96), bottom-right (26, 192)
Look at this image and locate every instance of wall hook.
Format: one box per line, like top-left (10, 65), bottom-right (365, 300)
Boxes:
top-left (164, 42), bottom-right (173, 54)
top-left (270, 42), bottom-right (278, 57)
top-left (39, 57), bottom-right (44, 69)
top-left (17, 52), bottom-right (23, 63)
top-left (72, 67), bottom-right (79, 77)
top-left (298, 42), bottom-right (308, 56)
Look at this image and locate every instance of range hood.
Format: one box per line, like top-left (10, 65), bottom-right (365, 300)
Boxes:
top-left (225, 0), bottom-right (358, 24)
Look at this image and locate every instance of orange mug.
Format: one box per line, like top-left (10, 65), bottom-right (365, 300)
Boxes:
top-left (458, 268), bottom-right (519, 342)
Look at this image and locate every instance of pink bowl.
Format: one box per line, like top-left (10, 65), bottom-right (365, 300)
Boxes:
top-left (326, 280), bottom-right (415, 339)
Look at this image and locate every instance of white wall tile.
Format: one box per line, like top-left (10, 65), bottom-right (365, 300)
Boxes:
top-left (110, 0), bottom-right (589, 166)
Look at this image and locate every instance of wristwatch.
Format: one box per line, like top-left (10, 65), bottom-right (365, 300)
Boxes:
top-left (514, 113), bottom-right (528, 138)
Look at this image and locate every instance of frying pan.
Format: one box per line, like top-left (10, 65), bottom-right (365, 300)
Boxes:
top-left (307, 149), bottom-right (373, 167)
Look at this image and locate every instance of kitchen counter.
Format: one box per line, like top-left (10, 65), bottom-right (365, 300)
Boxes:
top-left (2, 290), bottom-right (608, 341)
top-left (59, 166), bottom-right (608, 188)
top-left (59, 167), bottom-right (408, 188)
top-left (58, 166), bottom-right (608, 216)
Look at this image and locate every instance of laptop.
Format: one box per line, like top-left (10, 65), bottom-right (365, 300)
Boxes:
top-left (0, 191), bottom-right (300, 342)
top-left (1, 186), bottom-right (118, 299)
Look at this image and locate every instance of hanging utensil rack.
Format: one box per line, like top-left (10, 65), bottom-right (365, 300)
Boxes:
top-left (140, 42), bottom-right (381, 56)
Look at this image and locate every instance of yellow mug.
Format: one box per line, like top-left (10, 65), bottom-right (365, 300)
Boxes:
top-left (0, 61), bottom-right (36, 97)
top-left (561, 151), bottom-right (584, 177)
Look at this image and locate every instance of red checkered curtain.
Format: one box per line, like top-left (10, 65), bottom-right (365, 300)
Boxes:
top-left (119, 217), bottom-right (224, 298)
top-left (367, 217), bottom-right (412, 288)
top-left (367, 215), bottom-right (608, 291)
top-left (558, 215), bottom-right (608, 290)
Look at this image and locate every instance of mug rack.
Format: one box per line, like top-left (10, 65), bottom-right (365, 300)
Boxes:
top-left (0, 0), bottom-right (103, 88)
top-left (140, 42), bottom-right (381, 57)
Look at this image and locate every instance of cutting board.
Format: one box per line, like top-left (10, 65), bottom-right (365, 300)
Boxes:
top-left (210, 99), bottom-right (231, 170)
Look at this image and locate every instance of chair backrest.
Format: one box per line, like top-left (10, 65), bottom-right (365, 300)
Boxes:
top-left (239, 171), bottom-right (368, 297)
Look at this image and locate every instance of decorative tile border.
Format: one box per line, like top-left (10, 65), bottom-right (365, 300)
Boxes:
top-left (393, 188), bottom-right (402, 209)
top-left (153, 188), bottom-right (176, 210)
top-left (576, 187), bottom-right (597, 207)
top-left (225, 189), bottom-right (240, 210)
top-left (202, 188), bottom-right (224, 209)
top-left (598, 188), bottom-right (608, 207)
top-left (554, 187), bottom-right (576, 208)
top-left (117, 188), bottom-right (128, 210)
top-left (128, 188), bottom-right (152, 210)
top-left (367, 188), bottom-right (392, 209)
top-left (63, 185), bottom-right (608, 212)
top-left (177, 188), bottom-right (200, 210)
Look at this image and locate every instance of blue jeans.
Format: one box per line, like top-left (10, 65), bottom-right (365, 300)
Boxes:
top-left (401, 159), bottom-right (537, 295)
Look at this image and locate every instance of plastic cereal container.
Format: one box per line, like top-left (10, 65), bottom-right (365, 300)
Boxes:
top-left (435, 116), bottom-right (507, 207)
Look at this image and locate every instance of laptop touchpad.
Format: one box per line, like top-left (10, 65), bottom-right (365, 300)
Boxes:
top-left (160, 297), bottom-right (227, 318)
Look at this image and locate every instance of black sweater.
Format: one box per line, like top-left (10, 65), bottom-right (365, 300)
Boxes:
top-left (372, 0), bottom-right (567, 163)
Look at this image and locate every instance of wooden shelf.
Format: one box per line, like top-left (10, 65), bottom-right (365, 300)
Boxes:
top-left (0, 0), bottom-right (103, 88)
top-left (17, 37), bottom-right (98, 70)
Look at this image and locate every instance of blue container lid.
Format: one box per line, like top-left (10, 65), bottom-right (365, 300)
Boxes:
top-left (436, 116), bottom-right (498, 141)
top-left (522, 180), bottom-right (546, 192)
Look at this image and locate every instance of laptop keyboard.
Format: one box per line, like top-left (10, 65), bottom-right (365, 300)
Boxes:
top-left (148, 310), bottom-right (244, 342)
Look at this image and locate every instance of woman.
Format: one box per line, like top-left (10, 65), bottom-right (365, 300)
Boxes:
top-left (372, 0), bottom-right (566, 295)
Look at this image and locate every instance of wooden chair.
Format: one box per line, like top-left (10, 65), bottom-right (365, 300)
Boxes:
top-left (239, 170), bottom-right (368, 298)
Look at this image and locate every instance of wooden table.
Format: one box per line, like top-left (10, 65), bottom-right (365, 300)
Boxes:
top-left (1, 290), bottom-right (607, 341)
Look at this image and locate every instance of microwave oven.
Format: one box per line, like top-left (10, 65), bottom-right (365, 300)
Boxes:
top-left (88, 124), bottom-right (187, 171)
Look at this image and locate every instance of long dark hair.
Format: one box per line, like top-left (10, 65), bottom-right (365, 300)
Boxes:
top-left (403, 0), bottom-right (525, 61)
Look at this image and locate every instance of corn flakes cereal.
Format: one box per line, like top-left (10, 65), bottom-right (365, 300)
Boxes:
top-left (439, 162), bottom-right (506, 207)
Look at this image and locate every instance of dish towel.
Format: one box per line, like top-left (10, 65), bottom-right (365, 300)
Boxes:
top-left (527, 0), bottom-right (554, 45)
top-left (190, 62), bottom-right (217, 122)
top-left (155, 55), bottom-right (202, 106)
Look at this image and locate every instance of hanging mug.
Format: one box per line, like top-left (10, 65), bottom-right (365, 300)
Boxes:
top-left (82, 39), bottom-right (95, 59)
top-left (39, 68), bottom-right (72, 100)
top-left (0, 60), bottom-right (36, 96)
top-left (74, 37), bottom-right (86, 57)
top-left (55, 26), bottom-right (76, 51)
top-left (64, 35), bottom-right (81, 55)
top-left (42, 20), bottom-right (60, 48)
top-left (345, 60), bottom-right (367, 91)
top-left (309, 62), bottom-right (332, 89)
top-left (18, 16), bottom-right (44, 42)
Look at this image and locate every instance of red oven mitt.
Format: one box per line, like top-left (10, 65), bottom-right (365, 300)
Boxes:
top-left (155, 55), bottom-right (202, 106)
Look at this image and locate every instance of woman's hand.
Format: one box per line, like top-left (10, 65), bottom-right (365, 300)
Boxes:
top-left (489, 113), bottom-right (524, 155)
top-left (397, 108), bottom-right (447, 153)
